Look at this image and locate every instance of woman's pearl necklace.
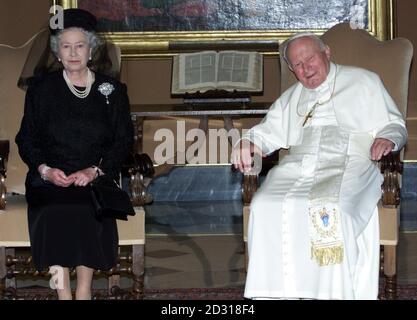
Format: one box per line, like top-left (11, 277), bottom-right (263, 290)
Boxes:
top-left (63, 68), bottom-right (92, 99)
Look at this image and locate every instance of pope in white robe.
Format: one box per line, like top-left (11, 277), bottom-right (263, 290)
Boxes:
top-left (232, 33), bottom-right (407, 300)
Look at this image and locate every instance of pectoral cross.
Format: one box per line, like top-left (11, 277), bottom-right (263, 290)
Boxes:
top-left (302, 103), bottom-right (318, 127)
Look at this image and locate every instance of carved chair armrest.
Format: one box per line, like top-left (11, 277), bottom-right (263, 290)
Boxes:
top-left (122, 153), bottom-right (154, 206)
top-left (241, 151), bottom-right (279, 205)
top-left (0, 140), bottom-right (10, 210)
top-left (379, 152), bottom-right (402, 207)
top-left (242, 174), bottom-right (259, 205)
top-left (241, 151), bottom-right (403, 208)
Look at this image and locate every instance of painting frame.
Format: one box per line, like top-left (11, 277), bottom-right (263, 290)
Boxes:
top-left (53, 0), bottom-right (393, 58)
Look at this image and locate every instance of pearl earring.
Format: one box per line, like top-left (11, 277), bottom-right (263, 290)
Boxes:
top-left (89, 56), bottom-right (92, 61)
top-left (58, 58), bottom-right (61, 62)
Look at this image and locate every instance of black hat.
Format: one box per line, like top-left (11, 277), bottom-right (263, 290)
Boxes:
top-left (50, 8), bottom-right (97, 35)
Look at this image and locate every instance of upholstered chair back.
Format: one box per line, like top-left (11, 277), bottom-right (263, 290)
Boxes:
top-left (280, 23), bottom-right (413, 119)
top-left (322, 23), bottom-right (412, 118)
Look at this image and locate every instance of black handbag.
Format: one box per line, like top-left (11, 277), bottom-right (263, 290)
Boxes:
top-left (90, 176), bottom-right (135, 221)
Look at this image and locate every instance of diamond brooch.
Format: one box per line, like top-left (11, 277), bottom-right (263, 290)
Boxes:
top-left (98, 82), bottom-right (115, 104)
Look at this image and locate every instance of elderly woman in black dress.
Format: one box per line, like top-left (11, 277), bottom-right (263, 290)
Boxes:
top-left (15, 9), bottom-right (133, 300)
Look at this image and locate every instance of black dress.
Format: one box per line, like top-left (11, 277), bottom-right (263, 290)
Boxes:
top-left (15, 71), bottom-right (134, 271)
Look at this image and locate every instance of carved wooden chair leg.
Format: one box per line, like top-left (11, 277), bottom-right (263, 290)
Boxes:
top-left (107, 247), bottom-right (121, 297)
top-left (131, 244), bottom-right (144, 299)
top-left (0, 247), bottom-right (6, 299)
top-left (243, 206), bottom-right (250, 272)
top-left (242, 174), bottom-right (259, 275)
top-left (5, 248), bottom-right (16, 291)
top-left (379, 246), bottom-right (384, 277)
top-left (383, 245), bottom-right (397, 299)
top-left (244, 242), bottom-right (249, 272)
top-left (0, 248), bottom-right (19, 299)
top-left (108, 274), bottom-right (120, 297)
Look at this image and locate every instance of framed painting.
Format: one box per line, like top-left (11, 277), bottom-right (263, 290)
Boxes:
top-left (54, 0), bottom-right (393, 57)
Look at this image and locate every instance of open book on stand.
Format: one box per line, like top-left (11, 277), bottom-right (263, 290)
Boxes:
top-left (171, 51), bottom-right (263, 96)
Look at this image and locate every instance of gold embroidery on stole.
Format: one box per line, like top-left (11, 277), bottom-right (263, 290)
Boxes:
top-left (305, 126), bottom-right (349, 266)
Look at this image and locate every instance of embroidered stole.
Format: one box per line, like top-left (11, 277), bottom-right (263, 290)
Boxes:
top-left (307, 126), bottom-right (349, 266)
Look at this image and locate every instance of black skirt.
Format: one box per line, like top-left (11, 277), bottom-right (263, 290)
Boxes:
top-left (26, 180), bottom-right (118, 271)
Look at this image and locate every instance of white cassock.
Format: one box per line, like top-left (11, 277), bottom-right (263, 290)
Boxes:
top-left (243, 63), bottom-right (407, 300)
